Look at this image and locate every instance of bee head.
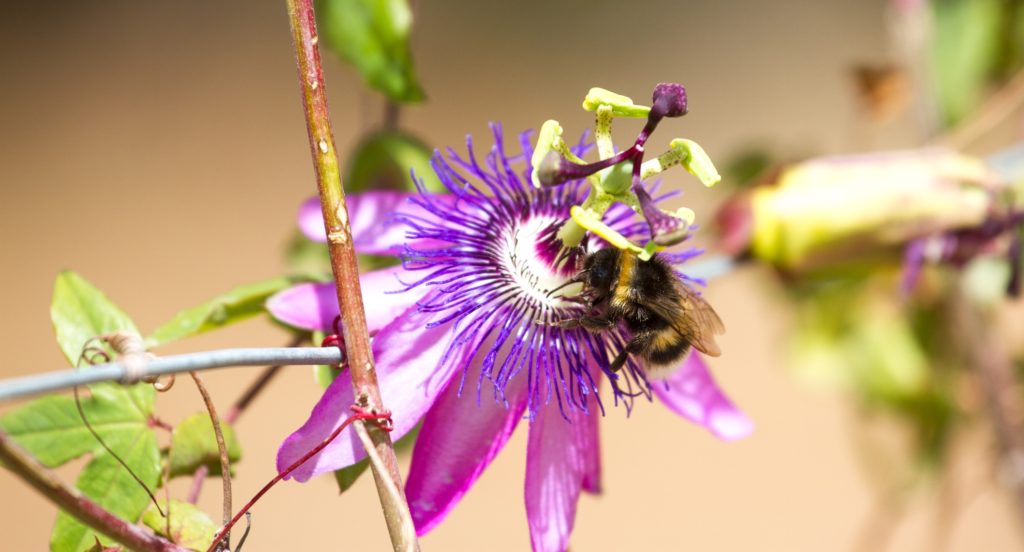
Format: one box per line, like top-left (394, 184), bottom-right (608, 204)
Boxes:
top-left (582, 248), bottom-right (621, 293)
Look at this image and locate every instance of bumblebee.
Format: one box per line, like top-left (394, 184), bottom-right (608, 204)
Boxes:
top-left (554, 248), bottom-right (724, 378)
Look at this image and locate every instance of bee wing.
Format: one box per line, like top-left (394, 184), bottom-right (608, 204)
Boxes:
top-left (639, 282), bottom-right (725, 357)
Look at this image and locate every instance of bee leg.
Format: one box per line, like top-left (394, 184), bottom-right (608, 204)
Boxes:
top-left (609, 332), bottom-right (654, 372)
top-left (609, 349), bottom-right (630, 372)
top-left (552, 315), bottom-right (614, 332)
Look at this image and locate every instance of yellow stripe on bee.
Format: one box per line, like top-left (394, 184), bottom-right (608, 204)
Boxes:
top-left (652, 330), bottom-right (679, 351)
top-left (613, 252), bottom-right (634, 303)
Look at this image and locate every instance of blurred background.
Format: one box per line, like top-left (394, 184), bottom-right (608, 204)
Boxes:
top-left (2, 0), bottom-right (1024, 550)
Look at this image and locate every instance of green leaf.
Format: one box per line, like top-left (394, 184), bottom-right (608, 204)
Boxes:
top-left (345, 130), bottom-right (442, 193)
top-left (85, 537), bottom-right (120, 551)
top-left (931, 0), bottom-right (1002, 125)
top-left (0, 385), bottom-right (153, 468)
top-left (330, 422), bottom-right (418, 493)
top-left (51, 271), bottom-right (140, 365)
top-left (333, 458), bottom-right (370, 493)
top-left (142, 500), bottom-right (217, 551)
top-left (51, 431), bottom-right (161, 552)
top-left (146, 277), bottom-right (299, 347)
top-left (168, 413), bottom-right (242, 478)
top-left (316, 0), bottom-right (425, 102)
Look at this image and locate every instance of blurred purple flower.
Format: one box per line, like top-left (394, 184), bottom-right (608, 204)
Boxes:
top-left (270, 125), bottom-right (751, 551)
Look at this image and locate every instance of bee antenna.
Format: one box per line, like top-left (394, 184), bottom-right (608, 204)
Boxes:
top-left (547, 274), bottom-right (585, 297)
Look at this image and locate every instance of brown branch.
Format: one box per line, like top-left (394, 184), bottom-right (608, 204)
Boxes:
top-left (187, 336), bottom-right (303, 505)
top-left (950, 289), bottom-right (1024, 533)
top-left (284, 1), bottom-right (417, 551)
top-left (936, 67), bottom-right (1024, 151)
top-left (187, 372), bottom-right (232, 550)
top-left (204, 410), bottom-right (392, 552)
top-left (0, 430), bottom-right (188, 552)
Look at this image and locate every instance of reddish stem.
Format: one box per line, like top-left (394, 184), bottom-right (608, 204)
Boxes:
top-left (0, 431), bottom-right (187, 552)
top-left (204, 411), bottom-right (392, 552)
top-left (283, 1), bottom-right (415, 549)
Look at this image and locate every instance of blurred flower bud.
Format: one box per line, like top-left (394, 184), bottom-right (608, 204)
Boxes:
top-left (723, 148), bottom-right (1004, 274)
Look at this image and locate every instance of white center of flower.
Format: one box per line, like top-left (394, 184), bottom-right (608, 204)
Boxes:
top-left (502, 216), bottom-right (582, 312)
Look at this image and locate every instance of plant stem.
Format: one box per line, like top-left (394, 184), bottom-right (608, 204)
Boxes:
top-left (0, 430), bottom-right (187, 552)
top-left (283, 1), bottom-right (416, 551)
top-left (187, 372), bottom-right (232, 548)
top-left (951, 289), bottom-right (1024, 533)
top-left (188, 336), bottom-right (303, 505)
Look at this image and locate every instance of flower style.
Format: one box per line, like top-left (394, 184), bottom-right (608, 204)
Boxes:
top-left (270, 85), bottom-right (752, 551)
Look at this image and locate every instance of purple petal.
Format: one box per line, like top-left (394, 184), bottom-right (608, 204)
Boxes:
top-left (298, 197), bottom-right (327, 243)
top-left (266, 266), bottom-right (427, 332)
top-left (652, 353), bottom-right (753, 441)
top-left (297, 192), bottom-right (455, 255)
top-left (580, 402), bottom-right (601, 494)
top-left (405, 360), bottom-right (529, 535)
top-left (276, 292), bottom-right (463, 481)
top-left (524, 400), bottom-right (593, 552)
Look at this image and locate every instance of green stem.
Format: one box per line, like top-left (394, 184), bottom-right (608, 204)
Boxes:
top-left (283, 2), bottom-right (417, 550)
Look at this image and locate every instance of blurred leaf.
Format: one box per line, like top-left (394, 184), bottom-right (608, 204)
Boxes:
top-left (333, 458), bottom-right (370, 493)
top-left (285, 230), bottom-right (332, 278)
top-left (51, 431), bottom-right (161, 552)
top-left (316, 0), bottom-right (425, 103)
top-left (346, 130), bottom-right (442, 193)
top-left (931, 0), bottom-right (1002, 125)
top-left (168, 413), bottom-right (242, 478)
top-left (51, 271), bottom-right (139, 365)
top-left (142, 500), bottom-right (217, 551)
top-left (722, 146), bottom-right (774, 188)
top-left (962, 256), bottom-right (1012, 306)
top-left (146, 277), bottom-right (300, 347)
top-left (0, 384), bottom-right (154, 468)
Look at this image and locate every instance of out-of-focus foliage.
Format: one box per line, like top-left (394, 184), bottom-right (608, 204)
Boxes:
top-left (346, 131), bottom-right (442, 194)
top-left (167, 413), bottom-right (242, 478)
top-left (142, 500), bottom-right (217, 551)
top-left (147, 277), bottom-right (300, 347)
top-left (788, 276), bottom-right (960, 468)
top-left (315, 0), bottom-right (424, 102)
top-left (931, 0), bottom-right (1024, 126)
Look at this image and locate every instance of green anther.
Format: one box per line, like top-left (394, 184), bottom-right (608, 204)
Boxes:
top-left (531, 120), bottom-right (564, 188)
top-left (582, 87), bottom-right (651, 118)
top-left (671, 138), bottom-right (721, 187)
top-left (570, 205), bottom-right (648, 257)
top-left (594, 105), bottom-right (616, 160)
top-left (640, 145), bottom-right (687, 179)
top-left (639, 241), bottom-right (661, 261)
top-left (673, 206), bottom-right (696, 225)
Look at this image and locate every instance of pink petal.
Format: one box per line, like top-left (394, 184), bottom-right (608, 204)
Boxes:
top-left (266, 266), bottom-right (427, 333)
top-left (276, 293), bottom-right (463, 481)
top-left (651, 353), bottom-right (754, 441)
top-left (405, 361), bottom-right (529, 535)
top-left (297, 192), bottom-right (455, 255)
top-left (580, 402), bottom-right (601, 494)
top-left (524, 399), bottom-right (596, 552)
top-left (298, 197), bottom-right (327, 243)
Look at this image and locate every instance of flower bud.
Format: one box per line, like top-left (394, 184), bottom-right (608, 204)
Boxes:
top-left (651, 83), bottom-right (688, 118)
top-left (739, 148), bottom-right (1002, 273)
